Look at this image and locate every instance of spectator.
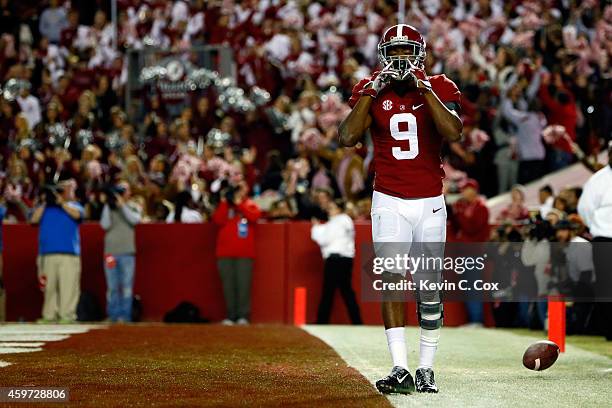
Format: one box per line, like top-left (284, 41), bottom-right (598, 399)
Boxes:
top-left (451, 179), bottom-right (490, 242)
top-left (30, 179), bottom-right (84, 324)
top-left (578, 142), bottom-right (612, 341)
top-left (558, 187), bottom-right (581, 215)
top-left (166, 190), bottom-right (203, 223)
top-left (100, 181), bottom-right (142, 323)
top-left (492, 116), bottom-right (518, 194)
top-left (497, 185), bottom-right (530, 223)
top-left (545, 208), bottom-right (565, 227)
top-left (500, 93), bottom-right (547, 185)
top-left (311, 200), bottom-right (362, 325)
top-left (39, 0), bottom-right (68, 44)
top-left (16, 84), bottom-right (41, 130)
top-left (212, 182), bottom-right (261, 325)
top-left (538, 185), bottom-right (555, 218)
top-left (539, 74), bottom-right (578, 170)
top-left (450, 179), bottom-right (489, 326)
top-left (267, 198), bottom-right (296, 221)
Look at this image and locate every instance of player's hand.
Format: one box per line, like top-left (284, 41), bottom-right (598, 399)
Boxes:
top-left (360, 62), bottom-right (398, 98)
top-left (400, 59), bottom-right (431, 93)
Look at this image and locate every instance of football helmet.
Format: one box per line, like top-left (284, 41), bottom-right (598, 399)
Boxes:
top-left (378, 24), bottom-right (426, 76)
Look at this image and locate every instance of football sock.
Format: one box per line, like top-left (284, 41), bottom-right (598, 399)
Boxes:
top-left (418, 327), bottom-right (440, 370)
top-left (385, 327), bottom-right (408, 370)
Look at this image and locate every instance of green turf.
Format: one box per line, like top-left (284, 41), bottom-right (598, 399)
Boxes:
top-left (498, 328), bottom-right (612, 359)
top-left (305, 325), bottom-right (612, 408)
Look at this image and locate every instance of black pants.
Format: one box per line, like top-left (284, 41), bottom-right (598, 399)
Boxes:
top-left (316, 255), bottom-right (362, 324)
top-left (592, 237), bottom-right (612, 340)
top-left (518, 160), bottom-right (545, 185)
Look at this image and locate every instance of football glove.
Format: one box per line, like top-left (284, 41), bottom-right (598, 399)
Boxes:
top-left (401, 59), bottom-right (432, 93)
top-left (360, 62), bottom-right (399, 98)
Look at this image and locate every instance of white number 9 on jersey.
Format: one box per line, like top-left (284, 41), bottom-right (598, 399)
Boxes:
top-left (390, 113), bottom-right (419, 160)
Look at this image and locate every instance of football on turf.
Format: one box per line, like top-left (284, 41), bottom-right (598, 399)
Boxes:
top-left (522, 340), bottom-right (560, 371)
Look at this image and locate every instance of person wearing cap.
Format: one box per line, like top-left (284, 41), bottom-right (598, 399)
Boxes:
top-left (578, 141), bottom-right (612, 340)
top-left (30, 179), bottom-right (84, 324)
top-left (100, 181), bottom-right (142, 323)
top-left (450, 179), bottom-right (489, 327)
top-left (451, 179), bottom-right (490, 242)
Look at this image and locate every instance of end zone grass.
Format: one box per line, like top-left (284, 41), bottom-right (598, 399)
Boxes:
top-left (0, 325), bottom-right (389, 407)
top-left (305, 325), bottom-right (612, 408)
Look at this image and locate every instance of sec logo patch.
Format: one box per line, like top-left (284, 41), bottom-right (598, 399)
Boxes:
top-left (382, 100), bottom-right (393, 111)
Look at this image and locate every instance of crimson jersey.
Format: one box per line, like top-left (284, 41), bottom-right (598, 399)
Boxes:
top-left (349, 74), bottom-right (461, 198)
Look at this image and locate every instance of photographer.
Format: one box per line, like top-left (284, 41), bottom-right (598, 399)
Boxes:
top-left (311, 200), bottom-right (362, 325)
top-left (520, 218), bottom-right (552, 329)
top-left (100, 181), bottom-right (142, 323)
top-left (30, 179), bottom-right (84, 324)
top-left (212, 181), bottom-right (261, 325)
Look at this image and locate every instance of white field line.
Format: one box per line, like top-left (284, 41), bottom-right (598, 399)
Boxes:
top-left (0, 342), bottom-right (45, 347)
top-left (0, 334), bottom-right (70, 342)
top-left (0, 347), bottom-right (43, 354)
top-left (0, 324), bottom-right (100, 334)
top-left (0, 324), bottom-right (106, 362)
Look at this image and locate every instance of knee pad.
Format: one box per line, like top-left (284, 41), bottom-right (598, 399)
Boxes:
top-left (418, 302), bottom-right (444, 330)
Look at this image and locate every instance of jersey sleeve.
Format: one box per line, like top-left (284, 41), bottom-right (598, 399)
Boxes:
top-left (431, 74), bottom-right (461, 107)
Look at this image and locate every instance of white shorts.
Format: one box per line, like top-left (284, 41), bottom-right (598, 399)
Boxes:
top-left (371, 190), bottom-right (447, 278)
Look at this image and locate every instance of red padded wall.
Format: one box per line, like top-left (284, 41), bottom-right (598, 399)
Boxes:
top-left (3, 224), bottom-right (41, 321)
top-left (4, 221), bottom-right (469, 325)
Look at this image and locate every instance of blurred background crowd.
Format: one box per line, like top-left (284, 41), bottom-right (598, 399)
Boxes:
top-left (0, 0), bottom-right (610, 224)
top-left (0, 0), bottom-right (610, 335)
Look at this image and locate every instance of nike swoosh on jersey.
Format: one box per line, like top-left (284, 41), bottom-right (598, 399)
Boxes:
top-left (412, 104), bottom-right (424, 110)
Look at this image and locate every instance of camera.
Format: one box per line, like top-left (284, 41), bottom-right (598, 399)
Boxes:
top-left (104, 184), bottom-right (127, 209)
top-left (526, 217), bottom-right (554, 241)
top-left (223, 185), bottom-right (238, 203)
top-left (42, 184), bottom-right (64, 207)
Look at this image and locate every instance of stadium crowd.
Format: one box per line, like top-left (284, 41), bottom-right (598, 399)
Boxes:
top-left (1, 0), bottom-right (611, 334)
top-left (0, 0), bottom-right (610, 225)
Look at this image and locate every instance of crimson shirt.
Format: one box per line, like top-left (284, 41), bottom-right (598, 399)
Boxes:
top-left (349, 74), bottom-right (461, 198)
top-left (451, 197), bottom-right (490, 242)
top-left (212, 199), bottom-right (262, 259)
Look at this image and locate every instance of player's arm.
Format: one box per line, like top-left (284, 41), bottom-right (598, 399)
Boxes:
top-left (339, 65), bottom-right (395, 147)
top-left (338, 97), bottom-right (373, 147)
top-left (418, 81), bottom-right (463, 142)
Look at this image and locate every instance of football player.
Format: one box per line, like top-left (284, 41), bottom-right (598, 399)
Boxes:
top-left (338, 24), bottom-right (462, 394)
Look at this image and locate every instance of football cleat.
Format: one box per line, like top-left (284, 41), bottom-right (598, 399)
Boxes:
top-left (375, 366), bottom-right (415, 394)
top-left (415, 368), bottom-right (438, 393)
